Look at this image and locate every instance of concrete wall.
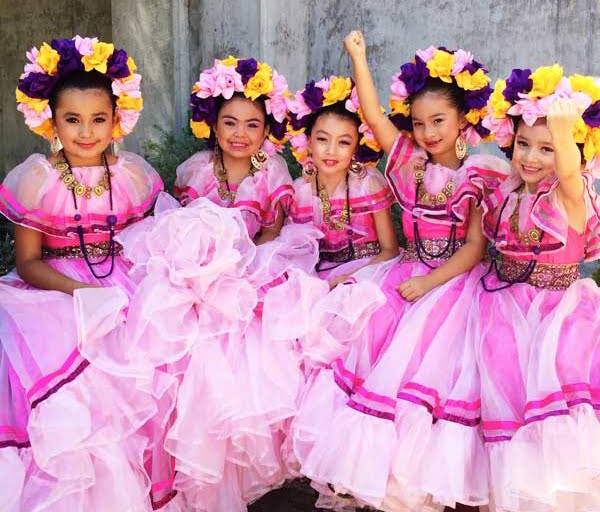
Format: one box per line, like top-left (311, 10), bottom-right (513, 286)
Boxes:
top-left (3, 0), bottom-right (600, 176)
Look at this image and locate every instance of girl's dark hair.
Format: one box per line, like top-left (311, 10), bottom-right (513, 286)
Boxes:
top-left (409, 77), bottom-right (467, 114)
top-left (304, 102), bottom-right (361, 136)
top-left (48, 70), bottom-right (116, 114)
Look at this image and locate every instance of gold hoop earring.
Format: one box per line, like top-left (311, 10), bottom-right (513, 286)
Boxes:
top-left (455, 135), bottom-right (467, 160)
top-left (250, 148), bottom-right (268, 173)
top-left (111, 140), bottom-right (120, 157)
top-left (50, 136), bottom-right (63, 154)
top-left (349, 157), bottom-right (366, 178)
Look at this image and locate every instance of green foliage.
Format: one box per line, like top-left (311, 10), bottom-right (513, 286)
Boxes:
top-left (0, 221), bottom-right (15, 276)
top-left (142, 125), bottom-right (207, 193)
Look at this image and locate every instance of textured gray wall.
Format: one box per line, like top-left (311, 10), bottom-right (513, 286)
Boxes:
top-left (3, 0), bottom-right (600, 176)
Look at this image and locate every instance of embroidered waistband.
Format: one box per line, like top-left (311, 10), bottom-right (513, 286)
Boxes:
top-left (500, 259), bottom-right (579, 290)
top-left (42, 241), bottom-right (123, 259)
top-left (399, 238), bottom-right (465, 263)
top-left (320, 241), bottom-right (381, 263)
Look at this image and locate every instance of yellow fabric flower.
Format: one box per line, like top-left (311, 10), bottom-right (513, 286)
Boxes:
top-left (244, 69), bottom-right (273, 101)
top-left (455, 69), bottom-right (490, 91)
top-left (32, 118), bottom-right (55, 140)
top-left (36, 43), bottom-right (60, 75)
top-left (322, 77), bottom-right (352, 106)
top-left (360, 137), bottom-right (381, 152)
top-left (190, 119), bottom-right (211, 139)
top-left (389, 99), bottom-right (410, 116)
top-left (465, 108), bottom-right (484, 125)
top-left (16, 89), bottom-right (49, 112)
top-left (221, 56), bottom-right (238, 67)
top-left (583, 127), bottom-right (600, 163)
top-left (112, 123), bottom-right (126, 140)
top-left (569, 74), bottom-right (600, 102)
top-left (81, 42), bottom-right (115, 73)
top-left (117, 95), bottom-right (143, 111)
top-left (490, 80), bottom-right (511, 118)
top-left (528, 64), bottom-right (563, 98)
top-left (426, 50), bottom-right (454, 83)
top-left (257, 61), bottom-right (272, 74)
top-left (574, 118), bottom-right (588, 144)
top-left (286, 125), bottom-right (305, 137)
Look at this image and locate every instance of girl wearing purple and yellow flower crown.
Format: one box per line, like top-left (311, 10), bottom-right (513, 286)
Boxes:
top-left (0, 36), bottom-right (164, 511)
top-left (283, 32), bottom-right (511, 511)
top-left (471, 67), bottom-right (600, 511)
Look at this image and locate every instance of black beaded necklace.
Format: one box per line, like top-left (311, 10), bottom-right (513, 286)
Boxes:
top-left (60, 151), bottom-right (117, 279)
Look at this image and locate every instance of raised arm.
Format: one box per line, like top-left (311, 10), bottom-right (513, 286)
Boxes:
top-left (344, 30), bottom-right (399, 155)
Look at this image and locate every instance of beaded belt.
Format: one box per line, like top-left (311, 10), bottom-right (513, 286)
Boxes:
top-left (498, 259), bottom-right (579, 290)
top-left (42, 241), bottom-right (123, 259)
top-left (320, 241), bottom-right (381, 263)
top-left (399, 238), bottom-right (465, 263)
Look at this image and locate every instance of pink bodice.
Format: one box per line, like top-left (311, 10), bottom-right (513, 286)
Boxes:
top-left (0, 152), bottom-right (163, 249)
top-left (385, 133), bottom-right (510, 242)
top-left (289, 166), bottom-right (394, 251)
top-left (482, 172), bottom-right (600, 264)
top-left (173, 151), bottom-right (293, 238)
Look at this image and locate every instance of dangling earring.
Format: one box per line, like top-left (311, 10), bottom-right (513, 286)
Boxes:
top-left (455, 134), bottom-right (467, 160)
top-left (111, 140), bottom-right (120, 157)
top-left (348, 157), bottom-right (366, 178)
top-left (302, 158), bottom-right (316, 180)
top-left (250, 148), bottom-right (268, 174)
top-left (50, 135), bottom-right (63, 154)
top-left (213, 143), bottom-right (222, 163)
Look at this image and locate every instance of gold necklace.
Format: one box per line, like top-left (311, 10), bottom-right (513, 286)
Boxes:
top-left (53, 152), bottom-right (111, 199)
top-left (413, 163), bottom-right (455, 206)
top-left (316, 175), bottom-right (350, 231)
top-left (509, 185), bottom-right (541, 245)
top-left (213, 147), bottom-right (257, 202)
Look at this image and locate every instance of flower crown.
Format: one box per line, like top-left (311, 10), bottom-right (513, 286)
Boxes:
top-left (189, 56), bottom-right (290, 154)
top-left (483, 65), bottom-right (600, 171)
top-left (389, 46), bottom-right (492, 146)
top-left (16, 36), bottom-right (142, 141)
top-left (286, 76), bottom-right (383, 167)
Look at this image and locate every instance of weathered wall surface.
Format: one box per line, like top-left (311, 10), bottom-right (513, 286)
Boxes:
top-left (1, 0), bottom-right (112, 173)
top-left (2, 0), bottom-right (600, 176)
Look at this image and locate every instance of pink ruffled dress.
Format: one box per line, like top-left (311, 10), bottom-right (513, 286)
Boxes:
top-left (262, 166), bottom-right (397, 373)
top-left (74, 150), bottom-right (318, 511)
top-left (288, 134), bottom-right (510, 511)
top-left (473, 172), bottom-right (600, 511)
top-left (0, 152), bottom-right (163, 512)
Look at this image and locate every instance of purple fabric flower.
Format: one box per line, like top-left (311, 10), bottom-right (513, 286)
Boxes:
top-left (302, 81), bottom-right (324, 110)
top-left (51, 38), bottom-right (83, 75)
top-left (269, 118), bottom-right (287, 140)
top-left (390, 112), bottom-right (413, 132)
top-left (235, 58), bottom-right (258, 84)
top-left (18, 72), bottom-right (59, 99)
top-left (399, 56), bottom-right (429, 96)
top-left (464, 86), bottom-right (492, 110)
top-left (355, 144), bottom-right (382, 164)
top-left (583, 101), bottom-right (600, 128)
top-left (503, 69), bottom-right (532, 103)
top-left (289, 112), bottom-right (304, 131)
top-left (106, 49), bottom-right (131, 79)
top-left (462, 59), bottom-right (486, 75)
top-left (473, 122), bottom-right (491, 138)
top-left (190, 95), bottom-right (217, 124)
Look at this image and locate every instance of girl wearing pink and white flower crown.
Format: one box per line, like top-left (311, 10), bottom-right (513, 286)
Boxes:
top-left (472, 67), bottom-right (600, 512)
top-left (285, 31), bottom-right (510, 511)
top-left (0, 37), bottom-right (164, 511)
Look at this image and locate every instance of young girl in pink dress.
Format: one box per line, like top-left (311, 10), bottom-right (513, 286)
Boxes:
top-left (262, 75), bottom-right (399, 371)
top-left (286, 32), bottom-right (510, 511)
top-left (0, 37), bottom-right (163, 511)
top-left (74, 57), bottom-right (315, 511)
top-left (474, 68), bottom-right (600, 511)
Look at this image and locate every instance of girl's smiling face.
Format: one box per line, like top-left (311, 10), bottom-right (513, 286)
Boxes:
top-left (511, 119), bottom-right (556, 192)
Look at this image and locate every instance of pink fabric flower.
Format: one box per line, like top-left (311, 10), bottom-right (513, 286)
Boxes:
top-left (261, 137), bottom-right (281, 155)
top-left (390, 73), bottom-right (409, 100)
top-left (24, 47), bottom-right (43, 74)
top-left (416, 46), bottom-right (437, 63)
top-left (265, 95), bottom-right (288, 123)
top-left (197, 62), bottom-right (244, 99)
top-left (423, 164), bottom-right (454, 195)
top-left (508, 95), bottom-right (547, 126)
top-left (359, 123), bottom-right (376, 142)
top-left (461, 126), bottom-right (481, 146)
top-left (17, 103), bottom-right (51, 128)
top-left (451, 49), bottom-right (474, 74)
top-left (288, 92), bottom-right (312, 120)
top-left (345, 86), bottom-right (360, 113)
top-left (73, 36), bottom-right (97, 56)
top-left (290, 133), bottom-right (309, 154)
top-left (112, 74), bottom-right (142, 98)
top-left (118, 109), bottom-right (140, 133)
top-left (482, 115), bottom-right (515, 147)
top-left (315, 77), bottom-right (330, 90)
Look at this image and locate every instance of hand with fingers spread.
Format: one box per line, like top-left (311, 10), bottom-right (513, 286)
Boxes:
top-left (397, 274), bottom-right (435, 302)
